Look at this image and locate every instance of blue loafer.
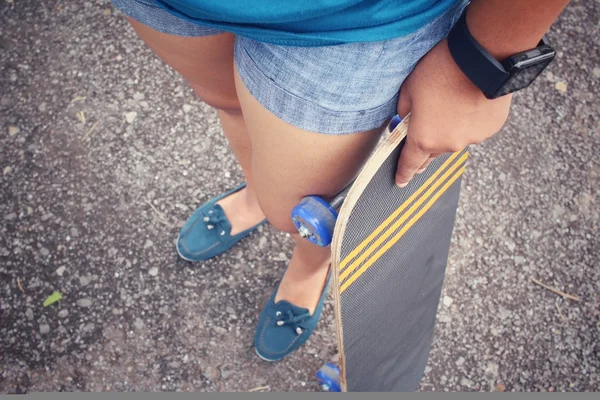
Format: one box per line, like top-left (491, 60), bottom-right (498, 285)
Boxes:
top-left (254, 270), bottom-right (331, 362)
top-left (176, 183), bottom-right (266, 261)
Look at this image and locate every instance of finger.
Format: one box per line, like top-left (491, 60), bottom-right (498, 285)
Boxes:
top-left (395, 137), bottom-right (430, 187)
top-left (416, 152), bottom-right (444, 174)
top-left (397, 87), bottom-right (411, 119)
top-left (416, 156), bottom-right (435, 174)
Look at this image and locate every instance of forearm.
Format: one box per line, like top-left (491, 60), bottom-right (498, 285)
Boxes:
top-left (465, 0), bottom-right (570, 60)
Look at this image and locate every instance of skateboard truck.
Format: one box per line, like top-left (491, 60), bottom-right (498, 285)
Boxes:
top-left (291, 115), bottom-right (402, 247)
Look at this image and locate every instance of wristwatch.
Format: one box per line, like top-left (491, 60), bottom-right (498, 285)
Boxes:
top-left (447, 8), bottom-right (556, 99)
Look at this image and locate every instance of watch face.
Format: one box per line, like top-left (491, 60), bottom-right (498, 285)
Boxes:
top-left (496, 52), bottom-right (555, 97)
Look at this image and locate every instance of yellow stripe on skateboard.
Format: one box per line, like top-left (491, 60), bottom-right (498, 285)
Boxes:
top-left (340, 164), bottom-right (466, 293)
top-left (339, 151), bottom-right (468, 284)
top-left (339, 150), bottom-right (463, 275)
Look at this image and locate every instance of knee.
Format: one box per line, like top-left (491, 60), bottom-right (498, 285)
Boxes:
top-left (266, 212), bottom-right (297, 235)
top-left (190, 83), bottom-right (242, 115)
top-left (256, 197), bottom-right (299, 235)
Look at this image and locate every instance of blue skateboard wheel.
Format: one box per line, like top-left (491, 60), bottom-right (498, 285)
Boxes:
top-left (389, 115), bottom-right (402, 131)
top-left (316, 362), bottom-right (341, 392)
top-left (291, 196), bottom-right (338, 247)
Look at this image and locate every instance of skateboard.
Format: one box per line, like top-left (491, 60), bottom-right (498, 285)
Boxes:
top-left (291, 115), bottom-right (468, 391)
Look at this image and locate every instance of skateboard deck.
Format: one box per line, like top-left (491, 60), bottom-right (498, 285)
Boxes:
top-left (309, 116), bottom-right (468, 391)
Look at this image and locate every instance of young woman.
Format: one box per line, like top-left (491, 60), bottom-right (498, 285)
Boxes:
top-left (111, 0), bottom-right (568, 372)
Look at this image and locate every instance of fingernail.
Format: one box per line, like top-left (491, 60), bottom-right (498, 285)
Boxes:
top-left (396, 181), bottom-right (408, 188)
top-left (416, 168), bottom-right (426, 174)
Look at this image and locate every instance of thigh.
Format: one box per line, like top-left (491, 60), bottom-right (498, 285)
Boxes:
top-left (113, 0), bottom-right (239, 107)
top-left (127, 19), bottom-right (239, 110)
top-left (234, 67), bottom-right (383, 233)
top-left (232, 1), bottom-right (467, 232)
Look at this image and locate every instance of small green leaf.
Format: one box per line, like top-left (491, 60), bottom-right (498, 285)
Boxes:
top-left (43, 291), bottom-right (63, 307)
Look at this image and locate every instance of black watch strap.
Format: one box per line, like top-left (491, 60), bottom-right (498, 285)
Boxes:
top-left (447, 10), bottom-right (509, 97)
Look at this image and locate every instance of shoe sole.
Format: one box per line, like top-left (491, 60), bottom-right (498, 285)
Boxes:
top-left (175, 237), bottom-right (205, 262)
top-left (254, 346), bottom-right (282, 363)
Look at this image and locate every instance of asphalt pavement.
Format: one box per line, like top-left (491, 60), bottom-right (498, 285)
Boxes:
top-left (1, 0), bottom-right (598, 393)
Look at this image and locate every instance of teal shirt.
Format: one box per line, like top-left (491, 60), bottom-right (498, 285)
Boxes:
top-left (155, 0), bottom-right (460, 46)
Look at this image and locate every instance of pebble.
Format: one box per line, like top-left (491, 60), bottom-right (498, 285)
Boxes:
top-left (134, 318), bottom-right (144, 330)
top-left (125, 111), bottom-right (138, 123)
top-left (182, 104), bottom-right (192, 113)
top-left (258, 237), bottom-right (267, 249)
top-left (514, 256), bottom-right (526, 265)
top-left (77, 298), bottom-right (92, 308)
top-left (460, 378), bottom-right (473, 388)
top-left (41, 213), bottom-right (53, 221)
top-left (40, 324), bottom-right (50, 334)
top-left (203, 366), bottom-right (219, 381)
top-left (531, 230), bottom-right (542, 239)
top-left (568, 213), bottom-right (578, 222)
top-left (148, 267), bottom-right (159, 276)
top-left (443, 296), bottom-right (454, 307)
top-left (553, 205), bottom-right (566, 219)
top-left (40, 247), bottom-right (50, 257)
top-left (133, 92), bottom-right (145, 101)
top-left (438, 314), bottom-right (451, 323)
top-left (58, 309), bottom-right (69, 318)
top-left (8, 126), bottom-right (20, 136)
top-left (220, 366), bottom-right (233, 380)
top-left (593, 67), bottom-right (600, 78)
top-left (144, 239), bottom-right (154, 249)
top-left (38, 102), bottom-right (47, 112)
top-left (498, 306), bottom-right (512, 320)
top-left (3, 166), bottom-right (12, 176)
top-left (25, 308), bottom-right (34, 320)
top-left (487, 362), bottom-right (499, 377)
top-left (554, 81), bottom-right (568, 93)
top-left (4, 212), bottom-right (16, 221)
top-left (213, 326), bottom-right (227, 335)
top-left (56, 266), bottom-right (66, 276)
top-left (505, 241), bottom-right (516, 252)
top-left (79, 276), bottom-right (91, 286)
top-left (456, 356), bottom-right (465, 366)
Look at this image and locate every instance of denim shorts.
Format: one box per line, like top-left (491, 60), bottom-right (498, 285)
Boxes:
top-left (112, 0), bottom-right (468, 134)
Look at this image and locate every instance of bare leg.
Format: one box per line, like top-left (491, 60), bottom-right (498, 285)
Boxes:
top-left (128, 20), bottom-right (264, 234)
top-left (234, 67), bottom-right (384, 312)
top-left (126, 19), bottom-right (385, 312)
